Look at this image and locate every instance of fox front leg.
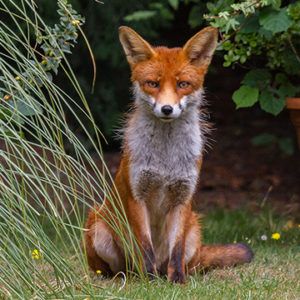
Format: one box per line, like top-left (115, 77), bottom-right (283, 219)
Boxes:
top-left (127, 198), bottom-right (157, 277)
top-left (165, 204), bottom-right (189, 284)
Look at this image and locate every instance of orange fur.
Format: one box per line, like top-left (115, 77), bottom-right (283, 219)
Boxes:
top-left (84, 27), bottom-right (253, 283)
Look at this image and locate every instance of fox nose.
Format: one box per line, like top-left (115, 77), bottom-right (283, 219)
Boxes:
top-left (161, 105), bottom-right (173, 116)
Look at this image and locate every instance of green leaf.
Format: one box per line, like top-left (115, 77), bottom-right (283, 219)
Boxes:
top-left (277, 83), bottom-right (298, 98)
top-left (264, 0), bottom-right (282, 9)
top-left (259, 8), bottom-right (293, 33)
top-left (225, 18), bottom-right (240, 33)
top-left (206, 2), bottom-right (216, 13)
top-left (258, 27), bottom-right (273, 40)
top-left (272, 0), bottom-right (281, 10)
top-left (168, 0), bottom-right (179, 10)
top-left (10, 100), bottom-right (43, 117)
top-left (239, 15), bottom-right (260, 33)
top-left (281, 49), bottom-right (300, 75)
top-left (278, 137), bottom-right (294, 156)
top-left (251, 133), bottom-right (276, 146)
top-left (259, 90), bottom-right (285, 115)
top-left (232, 86), bottom-right (259, 108)
top-left (124, 10), bottom-right (157, 22)
top-left (242, 69), bottom-right (271, 88)
top-left (188, 6), bottom-right (204, 29)
top-left (288, 2), bottom-right (300, 20)
top-left (223, 61), bottom-right (232, 67)
top-left (274, 73), bottom-right (288, 85)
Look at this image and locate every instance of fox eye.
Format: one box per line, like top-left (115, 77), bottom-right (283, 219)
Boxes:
top-left (145, 80), bottom-right (159, 88)
top-left (177, 81), bottom-right (190, 89)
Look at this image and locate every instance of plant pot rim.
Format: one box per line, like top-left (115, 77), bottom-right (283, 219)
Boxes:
top-left (286, 97), bottom-right (300, 110)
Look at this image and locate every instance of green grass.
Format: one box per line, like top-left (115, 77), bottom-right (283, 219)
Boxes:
top-left (3, 208), bottom-right (298, 300)
top-left (90, 246), bottom-right (299, 300)
top-left (87, 209), bottom-right (300, 300)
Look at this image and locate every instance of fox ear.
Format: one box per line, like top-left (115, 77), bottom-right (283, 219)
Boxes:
top-left (183, 27), bottom-right (218, 67)
top-left (119, 26), bottom-right (156, 66)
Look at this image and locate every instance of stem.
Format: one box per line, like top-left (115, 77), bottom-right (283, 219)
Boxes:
top-left (287, 35), bottom-right (300, 65)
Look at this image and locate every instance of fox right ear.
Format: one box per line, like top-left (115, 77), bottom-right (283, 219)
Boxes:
top-left (183, 27), bottom-right (218, 68)
top-left (119, 26), bottom-right (156, 66)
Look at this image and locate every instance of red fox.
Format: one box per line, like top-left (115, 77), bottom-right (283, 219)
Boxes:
top-left (84, 26), bottom-right (253, 283)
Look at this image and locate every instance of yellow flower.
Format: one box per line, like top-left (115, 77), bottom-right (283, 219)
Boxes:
top-left (31, 249), bottom-right (41, 260)
top-left (15, 76), bottom-right (21, 81)
top-left (96, 269), bottom-right (102, 275)
top-left (71, 20), bottom-right (80, 26)
top-left (271, 233), bottom-right (280, 240)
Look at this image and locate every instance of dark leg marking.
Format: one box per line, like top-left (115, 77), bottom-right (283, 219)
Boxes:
top-left (141, 240), bottom-right (157, 278)
top-left (168, 241), bottom-right (186, 284)
top-left (158, 258), bottom-right (168, 276)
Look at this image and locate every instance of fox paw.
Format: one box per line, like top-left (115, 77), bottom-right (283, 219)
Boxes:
top-left (146, 264), bottom-right (157, 280)
top-left (168, 270), bottom-right (186, 284)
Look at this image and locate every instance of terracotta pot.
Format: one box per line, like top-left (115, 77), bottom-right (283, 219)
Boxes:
top-left (286, 97), bottom-right (300, 150)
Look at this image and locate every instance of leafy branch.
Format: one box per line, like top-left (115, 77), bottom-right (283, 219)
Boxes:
top-left (0, 0), bottom-right (84, 126)
top-left (205, 0), bottom-right (300, 116)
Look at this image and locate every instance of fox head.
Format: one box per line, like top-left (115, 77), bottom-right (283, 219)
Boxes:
top-left (119, 26), bottom-right (218, 122)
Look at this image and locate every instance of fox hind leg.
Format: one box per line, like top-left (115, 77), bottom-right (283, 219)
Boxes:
top-left (85, 219), bottom-right (125, 275)
top-left (85, 237), bottom-right (113, 277)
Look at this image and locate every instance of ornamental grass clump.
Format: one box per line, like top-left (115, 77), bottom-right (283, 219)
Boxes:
top-left (0, 1), bottom-right (141, 298)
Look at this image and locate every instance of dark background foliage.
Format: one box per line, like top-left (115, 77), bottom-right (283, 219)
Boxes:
top-left (15, 0), bottom-right (298, 156)
top-left (33, 0), bottom-right (220, 148)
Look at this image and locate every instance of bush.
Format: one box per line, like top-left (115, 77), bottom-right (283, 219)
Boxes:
top-left (205, 0), bottom-right (300, 115)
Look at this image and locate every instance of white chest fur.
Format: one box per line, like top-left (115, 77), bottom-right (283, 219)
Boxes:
top-left (125, 105), bottom-right (204, 207)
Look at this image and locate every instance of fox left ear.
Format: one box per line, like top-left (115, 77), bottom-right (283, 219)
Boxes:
top-left (183, 27), bottom-right (218, 67)
top-left (119, 26), bottom-right (156, 66)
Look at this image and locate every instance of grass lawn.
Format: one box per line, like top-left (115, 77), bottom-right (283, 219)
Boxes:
top-left (87, 245), bottom-right (299, 300)
top-left (71, 208), bottom-right (300, 299)
top-left (2, 207), bottom-right (299, 299)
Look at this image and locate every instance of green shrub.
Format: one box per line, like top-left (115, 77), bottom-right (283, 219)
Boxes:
top-left (205, 0), bottom-right (300, 115)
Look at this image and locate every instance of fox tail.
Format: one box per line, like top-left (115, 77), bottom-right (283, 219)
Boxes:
top-left (190, 243), bottom-right (254, 272)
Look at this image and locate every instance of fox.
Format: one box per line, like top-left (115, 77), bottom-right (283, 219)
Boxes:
top-left (84, 26), bottom-right (253, 283)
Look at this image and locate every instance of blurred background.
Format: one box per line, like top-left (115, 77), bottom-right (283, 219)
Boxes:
top-left (12, 0), bottom-right (300, 213)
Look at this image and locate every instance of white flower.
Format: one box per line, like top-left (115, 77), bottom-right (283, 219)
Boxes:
top-left (261, 234), bottom-right (267, 241)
